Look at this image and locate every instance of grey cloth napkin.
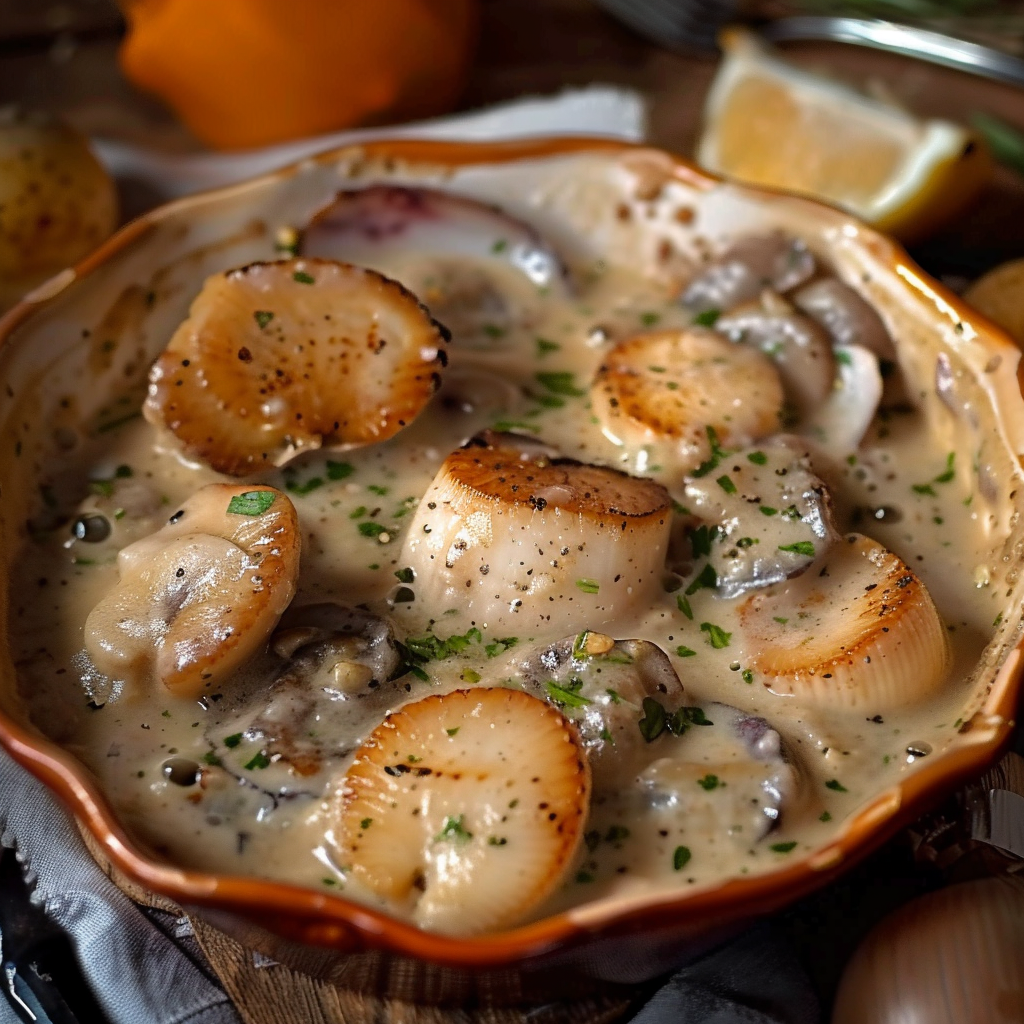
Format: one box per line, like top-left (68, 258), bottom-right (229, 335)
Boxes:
top-left (0, 747), bottom-right (240, 1024)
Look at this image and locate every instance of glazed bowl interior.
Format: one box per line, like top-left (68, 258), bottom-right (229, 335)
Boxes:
top-left (1, 138), bottom-right (1023, 974)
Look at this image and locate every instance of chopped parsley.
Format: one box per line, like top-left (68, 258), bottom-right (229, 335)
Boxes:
top-left (760, 506), bottom-right (778, 517)
top-left (689, 524), bottom-right (721, 558)
top-left (697, 774), bottom-right (720, 791)
top-left (404, 627), bottom-right (482, 663)
top-left (673, 845), bottom-right (692, 870)
top-left (395, 567), bottom-right (415, 583)
top-left (326, 460), bottom-right (354, 480)
top-left (292, 270), bottom-right (315, 284)
top-left (825, 779), bottom-right (848, 792)
top-left (747, 451), bottom-right (768, 465)
top-left (223, 733), bottom-right (243, 748)
top-left (545, 680), bottom-right (592, 708)
top-left (435, 815), bottom-right (473, 843)
top-left (253, 310), bottom-right (274, 329)
top-left (676, 594), bottom-right (694, 619)
top-left (716, 474), bottom-right (737, 495)
top-left (639, 698), bottom-right (712, 741)
top-left (640, 311), bottom-right (661, 327)
top-left (536, 371), bottom-right (586, 397)
top-left (692, 308), bottom-right (721, 327)
top-left (690, 426), bottom-right (731, 478)
top-left (576, 578), bottom-right (600, 594)
top-left (700, 622), bottom-right (732, 649)
top-left (685, 563), bottom-right (718, 596)
top-left (485, 637), bottom-right (519, 657)
top-left (819, 811), bottom-right (832, 822)
top-left (358, 521), bottom-right (387, 539)
top-left (359, 817), bottom-right (373, 830)
top-left (770, 841), bottom-right (797, 853)
top-left (675, 645), bottom-right (697, 658)
top-left (227, 490), bottom-right (276, 516)
top-left (778, 541), bottom-right (815, 557)
top-left (285, 476), bottom-right (324, 496)
top-left (835, 349), bottom-right (853, 366)
top-left (638, 697), bottom-right (667, 741)
top-left (244, 751), bottom-right (270, 771)
top-left (536, 337), bottom-right (560, 356)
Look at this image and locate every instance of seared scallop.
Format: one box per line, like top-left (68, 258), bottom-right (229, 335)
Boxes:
top-left (398, 432), bottom-right (673, 635)
top-left (84, 484), bottom-right (300, 698)
top-left (331, 687), bottom-right (590, 935)
top-left (144, 258), bottom-right (449, 476)
top-left (591, 328), bottom-right (785, 478)
top-left (740, 533), bottom-right (949, 710)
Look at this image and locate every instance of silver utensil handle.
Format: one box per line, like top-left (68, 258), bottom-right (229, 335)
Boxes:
top-left (761, 16), bottom-right (1024, 90)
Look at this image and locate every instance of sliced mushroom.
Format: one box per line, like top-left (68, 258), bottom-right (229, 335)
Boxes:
top-left (793, 277), bottom-right (895, 360)
top-left (398, 432), bottom-right (673, 636)
top-left (800, 344), bottom-right (883, 459)
top-left (517, 634), bottom-right (688, 790)
top-left (590, 328), bottom-right (785, 479)
top-left (681, 233), bottom-right (816, 316)
top-left (681, 436), bottom-right (840, 598)
top-left (205, 604), bottom-right (407, 784)
top-left (84, 484), bottom-right (300, 698)
top-left (302, 185), bottom-right (568, 293)
top-left (143, 258), bottom-right (449, 476)
top-left (330, 686), bottom-right (590, 935)
top-left (715, 290), bottom-right (836, 416)
top-left (638, 702), bottom-right (799, 842)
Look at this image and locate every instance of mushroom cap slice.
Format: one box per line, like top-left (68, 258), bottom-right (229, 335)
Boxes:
top-left (144, 258), bottom-right (449, 476)
top-left (333, 687), bottom-right (590, 935)
top-left (84, 484), bottom-right (300, 699)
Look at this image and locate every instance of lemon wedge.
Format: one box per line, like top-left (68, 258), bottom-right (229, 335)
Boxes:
top-left (697, 29), bottom-right (990, 241)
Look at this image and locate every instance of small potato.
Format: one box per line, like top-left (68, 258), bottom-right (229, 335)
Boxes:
top-left (963, 258), bottom-right (1024, 347)
top-left (0, 107), bottom-right (117, 308)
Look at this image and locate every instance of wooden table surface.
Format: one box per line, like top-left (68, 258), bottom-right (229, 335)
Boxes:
top-left (2, 0), bottom-right (1023, 1018)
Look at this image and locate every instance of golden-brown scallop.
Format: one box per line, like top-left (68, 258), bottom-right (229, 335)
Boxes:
top-left (591, 329), bottom-right (785, 478)
top-left (144, 258), bottom-right (448, 476)
top-left (332, 687), bottom-right (590, 935)
top-left (84, 484), bottom-right (300, 698)
top-left (398, 432), bottom-right (673, 635)
top-left (740, 533), bottom-right (949, 710)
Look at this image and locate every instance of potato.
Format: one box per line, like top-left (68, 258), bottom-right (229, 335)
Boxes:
top-left (0, 107), bottom-right (117, 308)
top-left (963, 258), bottom-right (1024, 347)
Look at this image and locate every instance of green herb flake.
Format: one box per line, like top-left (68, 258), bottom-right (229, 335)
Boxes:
top-left (770, 841), bottom-right (797, 853)
top-left (760, 505), bottom-right (778, 517)
top-left (773, 616), bottom-right (789, 625)
top-left (716, 474), bottom-right (737, 495)
top-left (747, 450), bottom-right (768, 465)
top-left (322, 877), bottom-right (337, 886)
top-left (326, 461), bottom-right (354, 480)
top-left (435, 814), bottom-right (473, 843)
top-left (819, 811), bottom-right (832, 823)
top-left (689, 524), bottom-right (720, 558)
top-left (693, 308), bottom-right (720, 327)
top-left (491, 238), bottom-right (508, 253)
top-left (835, 349), bottom-right (853, 366)
top-left (367, 484), bottom-right (389, 496)
top-left (536, 337), bottom-right (560, 356)
top-left (253, 310), bottom-right (274, 329)
top-left (673, 845), bottom-right (692, 870)
top-left (685, 562), bottom-right (718, 596)
top-left (286, 476), bottom-right (324, 496)
top-left (223, 733), bottom-right (243, 748)
top-left (576, 577), bottom-right (600, 594)
top-left (638, 697), bottom-right (667, 742)
top-left (404, 627), bottom-right (483, 664)
top-left (697, 774), bottom-right (720, 791)
top-left (488, 836), bottom-right (508, 846)
top-left (934, 452), bottom-right (956, 484)
top-left (912, 483), bottom-right (936, 496)
top-left (545, 681), bottom-right (592, 709)
top-left (446, 727), bottom-right (460, 736)
top-left (742, 669), bottom-right (754, 684)
top-left (359, 817), bottom-right (373, 830)
top-left (691, 426), bottom-right (731, 478)
top-left (536, 371), bottom-right (586, 397)
top-left (227, 490), bottom-right (276, 516)
top-left (244, 751), bottom-right (270, 770)
top-left (675, 645), bottom-right (697, 658)
top-left (778, 541), bottom-right (815, 557)
top-left (640, 311), bottom-right (661, 327)
top-left (485, 636), bottom-right (518, 657)
top-left (292, 270), bottom-right (315, 284)
top-left (605, 825), bottom-right (630, 843)
top-left (677, 594), bottom-right (694, 620)
top-left (358, 521), bottom-right (387, 539)
top-left (825, 779), bottom-right (848, 792)
top-left (90, 479), bottom-right (115, 498)
top-left (606, 688), bottom-right (622, 704)
top-left (113, 508), bottom-right (126, 520)
top-left (349, 505), bottom-right (367, 519)
top-left (700, 622), bottom-right (732, 649)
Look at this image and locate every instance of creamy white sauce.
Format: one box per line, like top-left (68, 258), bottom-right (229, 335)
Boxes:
top-left (7, 239), bottom-right (1003, 931)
